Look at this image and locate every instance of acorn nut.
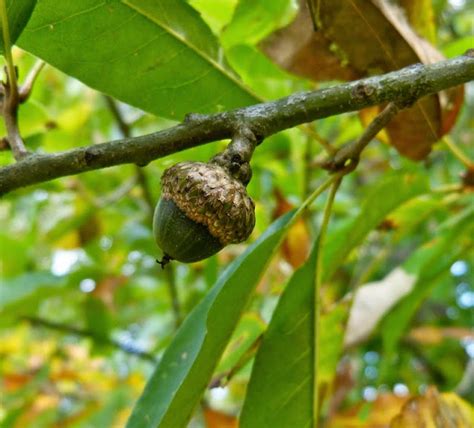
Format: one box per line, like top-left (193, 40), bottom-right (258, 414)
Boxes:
top-left (153, 161), bottom-right (255, 264)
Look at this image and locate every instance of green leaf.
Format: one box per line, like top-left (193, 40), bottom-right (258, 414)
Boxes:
top-left (221, 0), bottom-right (297, 48)
top-left (0, 271), bottom-right (68, 317)
top-left (240, 242), bottom-right (319, 428)
top-left (18, 0), bottom-right (259, 120)
top-left (215, 312), bottom-right (266, 376)
top-left (0, 232), bottom-right (29, 277)
top-left (322, 171), bottom-right (429, 281)
top-left (0, 0), bottom-right (37, 54)
top-left (126, 212), bottom-right (294, 428)
top-left (226, 44), bottom-right (305, 99)
top-left (84, 296), bottom-right (111, 341)
top-left (381, 206), bottom-right (474, 363)
top-left (318, 302), bottom-right (349, 387)
top-left (188, 0), bottom-right (238, 34)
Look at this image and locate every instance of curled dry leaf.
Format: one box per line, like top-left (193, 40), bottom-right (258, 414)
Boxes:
top-left (272, 189), bottom-right (310, 269)
top-left (203, 407), bottom-right (238, 428)
top-left (343, 267), bottom-right (417, 348)
top-left (408, 326), bottom-right (474, 345)
top-left (327, 387), bottom-right (473, 428)
top-left (390, 387), bottom-right (474, 428)
top-left (262, 0), bottom-right (464, 160)
top-left (261, 3), bottom-right (360, 82)
top-left (327, 393), bottom-right (410, 428)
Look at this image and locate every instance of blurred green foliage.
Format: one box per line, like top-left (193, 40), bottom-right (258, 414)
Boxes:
top-left (0, 0), bottom-right (473, 427)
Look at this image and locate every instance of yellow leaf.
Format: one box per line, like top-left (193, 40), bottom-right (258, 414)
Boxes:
top-left (390, 387), bottom-right (474, 428)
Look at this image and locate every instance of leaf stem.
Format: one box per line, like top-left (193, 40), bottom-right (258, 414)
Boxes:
top-left (19, 60), bottom-right (45, 102)
top-left (442, 136), bottom-right (474, 170)
top-left (0, 0), bottom-right (29, 160)
top-left (0, 0), bottom-right (18, 96)
top-left (165, 264), bottom-right (182, 328)
top-left (313, 177), bottom-right (342, 426)
top-left (323, 102), bottom-right (399, 171)
top-left (104, 95), bottom-right (155, 218)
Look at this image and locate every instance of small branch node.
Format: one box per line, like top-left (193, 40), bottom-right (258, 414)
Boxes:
top-left (18, 60), bottom-right (46, 103)
top-left (184, 112), bottom-right (209, 124)
top-left (210, 125), bottom-right (257, 186)
top-left (322, 102), bottom-right (399, 173)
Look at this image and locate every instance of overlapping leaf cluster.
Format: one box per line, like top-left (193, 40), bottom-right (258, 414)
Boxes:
top-left (1, 1), bottom-right (473, 427)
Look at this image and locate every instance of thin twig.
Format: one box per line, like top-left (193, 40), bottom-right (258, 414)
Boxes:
top-left (313, 178), bottom-right (341, 426)
top-left (104, 95), bottom-right (155, 216)
top-left (442, 136), bottom-right (474, 170)
top-left (19, 60), bottom-right (45, 102)
top-left (97, 175), bottom-right (137, 208)
top-left (104, 95), bottom-right (132, 137)
top-left (323, 102), bottom-right (399, 171)
top-left (0, 0), bottom-right (28, 160)
top-left (164, 264), bottom-right (182, 328)
top-left (301, 124), bottom-right (337, 155)
top-left (22, 316), bottom-right (157, 363)
top-left (1, 55), bottom-right (473, 194)
top-left (209, 335), bottom-right (262, 389)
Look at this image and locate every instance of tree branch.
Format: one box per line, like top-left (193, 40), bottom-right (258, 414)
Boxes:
top-left (1, 54), bottom-right (473, 195)
top-left (22, 315), bottom-right (157, 363)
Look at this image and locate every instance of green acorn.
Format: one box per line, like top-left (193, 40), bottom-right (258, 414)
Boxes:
top-left (153, 160), bottom-right (255, 264)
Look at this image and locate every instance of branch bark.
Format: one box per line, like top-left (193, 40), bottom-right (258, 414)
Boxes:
top-left (1, 54), bottom-right (473, 195)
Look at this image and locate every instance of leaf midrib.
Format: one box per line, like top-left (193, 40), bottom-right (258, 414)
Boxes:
top-left (122, 0), bottom-right (262, 102)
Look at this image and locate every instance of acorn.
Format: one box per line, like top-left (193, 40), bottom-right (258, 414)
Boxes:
top-left (153, 150), bottom-right (256, 264)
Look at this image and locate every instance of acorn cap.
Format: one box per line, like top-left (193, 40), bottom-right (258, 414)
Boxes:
top-left (161, 161), bottom-right (255, 246)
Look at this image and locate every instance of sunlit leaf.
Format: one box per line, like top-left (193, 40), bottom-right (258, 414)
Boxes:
top-left (18, 0), bottom-right (259, 120)
top-left (222, 0), bottom-right (297, 48)
top-left (273, 188), bottom-right (310, 269)
top-left (0, 272), bottom-right (68, 318)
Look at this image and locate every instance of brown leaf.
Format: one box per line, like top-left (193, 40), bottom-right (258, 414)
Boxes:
top-left (92, 275), bottom-right (127, 310)
top-left (359, 106), bottom-right (391, 145)
top-left (328, 388), bottom-right (473, 428)
top-left (273, 189), bottom-right (310, 269)
top-left (78, 212), bottom-right (101, 246)
top-left (261, 3), bottom-right (360, 82)
top-left (2, 372), bottom-right (34, 392)
top-left (398, 0), bottom-right (436, 43)
top-left (390, 387), bottom-right (474, 427)
top-left (328, 393), bottom-right (410, 427)
top-left (344, 268), bottom-right (417, 348)
top-left (408, 326), bottom-right (474, 345)
top-left (204, 407), bottom-right (238, 428)
top-left (263, 0), bottom-right (464, 160)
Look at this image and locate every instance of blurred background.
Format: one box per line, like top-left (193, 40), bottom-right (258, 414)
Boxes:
top-left (0, 0), bottom-right (473, 426)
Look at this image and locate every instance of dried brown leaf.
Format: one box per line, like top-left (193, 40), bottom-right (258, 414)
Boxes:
top-left (390, 387), bottom-right (474, 427)
top-left (263, 0), bottom-right (464, 160)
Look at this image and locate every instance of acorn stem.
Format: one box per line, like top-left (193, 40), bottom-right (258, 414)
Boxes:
top-left (156, 254), bottom-right (173, 269)
top-left (227, 127), bottom-right (257, 163)
top-left (210, 127), bottom-right (258, 186)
